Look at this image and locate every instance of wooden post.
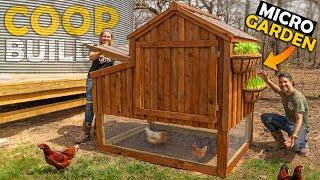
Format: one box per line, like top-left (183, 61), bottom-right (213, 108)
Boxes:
top-left (92, 78), bottom-right (97, 114)
top-left (217, 40), bottom-right (232, 177)
top-left (217, 130), bottom-right (228, 177)
top-left (95, 114), bottom-right (105, 146)
top-left (129, 39), bottom-right (137, 118)
top-left (249, 105), bottom-right (254, 144)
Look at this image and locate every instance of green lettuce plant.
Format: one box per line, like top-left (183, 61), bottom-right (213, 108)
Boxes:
top-left (234, 42), bottom-right (260, 55)
top-left (245, 75), bottom-right (266, 90)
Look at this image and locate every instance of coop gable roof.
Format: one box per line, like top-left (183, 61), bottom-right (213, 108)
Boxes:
top-left (128, 1), bottom-right (258, 42)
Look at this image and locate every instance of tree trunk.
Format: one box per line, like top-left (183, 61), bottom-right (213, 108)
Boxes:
top-left (244, 0), bottom-right (250, 33)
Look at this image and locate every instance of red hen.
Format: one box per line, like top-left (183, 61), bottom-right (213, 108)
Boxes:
top-left (278, 164), bottom-right (290, 180)
top-left (38, 144), bottom-right (79, 170)
top-left (292, 165), bottom-right (304, 180)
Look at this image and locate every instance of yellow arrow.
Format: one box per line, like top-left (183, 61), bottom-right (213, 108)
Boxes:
top-left (264, 45), bottom-right (295, 70)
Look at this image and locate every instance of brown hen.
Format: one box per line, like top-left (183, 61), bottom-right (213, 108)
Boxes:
top-left (38, 144), bottom-right (79, 170)
top-left (191, 143), bottom-right (208, 160)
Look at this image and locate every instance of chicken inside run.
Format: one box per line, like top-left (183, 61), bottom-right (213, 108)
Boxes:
top-left (102, 115), bottom-right (248, 166)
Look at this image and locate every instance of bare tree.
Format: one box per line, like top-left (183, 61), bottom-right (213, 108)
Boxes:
top-left (134, 0), bottom-right (173, 28)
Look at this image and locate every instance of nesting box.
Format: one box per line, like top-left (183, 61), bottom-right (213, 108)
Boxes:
top-left (90, 2), bottom-right (260, 178)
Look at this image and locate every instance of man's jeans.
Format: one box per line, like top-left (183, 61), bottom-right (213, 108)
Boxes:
top-left (260, 113), bottom-right (308, 152)
top-left (85, 77), bottom-right (94, 125)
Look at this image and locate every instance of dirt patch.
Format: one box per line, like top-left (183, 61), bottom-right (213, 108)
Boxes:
top-left (0, 69), bottom-right (319, 173)
top-left (0, 107), bottom-right (97, 153)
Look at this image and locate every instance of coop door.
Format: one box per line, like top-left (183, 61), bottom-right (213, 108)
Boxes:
top-left (135, 46), bottom-right (217, 128)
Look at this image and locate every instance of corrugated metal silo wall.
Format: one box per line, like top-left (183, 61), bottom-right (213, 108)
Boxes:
top-left (0, 0), bottom-right (133, 73)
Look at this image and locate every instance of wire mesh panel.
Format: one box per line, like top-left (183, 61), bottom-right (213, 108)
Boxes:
top-left (228, 115), bottom-right (252, 162)
top-left (104, 115), bottom-right (217, 166)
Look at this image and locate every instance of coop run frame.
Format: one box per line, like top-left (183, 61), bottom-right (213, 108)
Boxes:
top-left (90, 1), bottom-right (260, 178)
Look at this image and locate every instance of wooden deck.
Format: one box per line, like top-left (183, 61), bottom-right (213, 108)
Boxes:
top-left (0, 73), bottom-right (87, 124)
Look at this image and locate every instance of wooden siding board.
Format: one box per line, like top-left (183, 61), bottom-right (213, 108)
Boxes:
top-left (170, 14), bottom-right (179, 124)
top-left (176, 11), bottom-right (230, 41)
top-left (137, 109), bottom-right (212, 123)
top-left (208, 34), bottom-right (218, 129)
top-left (184, 20), bottom-right (193, 114)
top-left (127, 68), bottom-right (133, 117)
top-left (105, 75), bottom-right (111, 114)
top-left (192, 46), bottom-right (200, 127)
top-left (115, 72), bottom-right (122, 115)
top-left (177, 16), bottom-right (185, 125)
top-left (135, 47), bottom-right (142, 118)
top-left (121, 70), bottom-right (128, 116)
top-left (90, 62), bottom-right (133, 78)
top-left (110, 73), bottom-right (117, 115)
top-left (232, 74), bottom-right (237, 128)
top-left (184, 48), bottom-right (193, 123)
top-left (163, 18), bottom-right (171, 123)
top-left (92, 78), bottom-right (97, 114)
top-left (170, 48), bottom-right (178, 124)
top-left (236, 74), bottom-right (242, 124)
top-left (101, 76), bottom-right (107, 114)
top-left (144, 32), bottom-right (152, 120)
top-left (140, 37), bottom-right (145, 113)
top-left (136, 40), bottom-right (216, 48)
top-left (156, 22), bottom-right (165, 122)
top-left (163, 49), bottom-right (171, 124)
top-left (198, 47), bottom-right (208, 115)
top-left (199, 27), bottom-right (209, 119)
top-left (149, 28), bottom-right (158, 121)
top-left (190, 19), bottom-right (200, 127)
top-left (157, 48), bottom-right (164, 114)
top-left (98, 77), bottom-right (104, 114)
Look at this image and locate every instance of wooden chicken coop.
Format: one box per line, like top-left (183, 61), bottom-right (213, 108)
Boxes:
top-left (89, 1), bottom-right (260, 178)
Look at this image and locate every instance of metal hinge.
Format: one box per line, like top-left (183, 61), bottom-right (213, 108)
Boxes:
top-left (216, 51), bottom-right (220, 58)
top-left (216, 105), bottom-right (219, 111)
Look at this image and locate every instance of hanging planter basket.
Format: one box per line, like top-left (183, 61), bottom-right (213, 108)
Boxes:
top-left (243, 86), bottom-right (266, 103)
top-left (231, 54), bottom-right (261, 74)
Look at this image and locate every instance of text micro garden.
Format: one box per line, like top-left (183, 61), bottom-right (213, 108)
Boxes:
top-left (246, 1), bottom-right (317, 52)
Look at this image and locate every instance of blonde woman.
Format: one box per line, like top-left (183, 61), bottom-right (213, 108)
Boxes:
top-left (75, 29), bottom-right (115, 144)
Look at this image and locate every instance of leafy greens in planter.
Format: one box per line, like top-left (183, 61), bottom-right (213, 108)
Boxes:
top-left (234, 42), bottom-right (260, 55)
top-left (245, 75), bottom-right (266, 90)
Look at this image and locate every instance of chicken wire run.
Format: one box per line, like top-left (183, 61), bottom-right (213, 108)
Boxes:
top-left (102, 115), bottom-right (251, 166)
top-left (104, 115), bottom-right (217, 166)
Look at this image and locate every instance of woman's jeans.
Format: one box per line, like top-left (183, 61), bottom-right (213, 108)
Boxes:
top-left (85, 77), bottom-right (94, 125)
top-left (260, 113), bottom-right (308, 152)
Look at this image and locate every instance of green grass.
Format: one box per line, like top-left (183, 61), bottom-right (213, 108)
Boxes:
top-left (0, 145), bottom-right (319, 179)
